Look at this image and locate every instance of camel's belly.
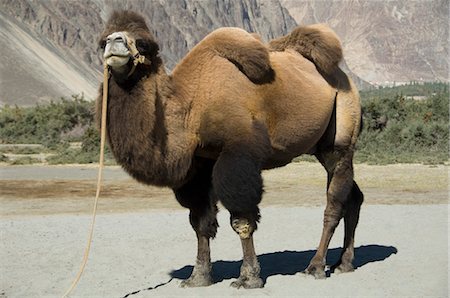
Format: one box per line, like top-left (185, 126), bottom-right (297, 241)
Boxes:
top-left (261, 51), bottom-right (336, 162)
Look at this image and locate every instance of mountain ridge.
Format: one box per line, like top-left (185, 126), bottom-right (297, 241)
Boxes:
top-left (281, 0), bottom-right (449, 85)
top-left (1, 0), bottom-right (447, 106)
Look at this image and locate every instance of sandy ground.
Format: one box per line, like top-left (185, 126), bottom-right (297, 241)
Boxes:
top-left (0, 162), bottom-right (449, 297)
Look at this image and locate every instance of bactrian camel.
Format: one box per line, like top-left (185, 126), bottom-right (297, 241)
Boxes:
top-left (97, 10), bottom-right (364, 288)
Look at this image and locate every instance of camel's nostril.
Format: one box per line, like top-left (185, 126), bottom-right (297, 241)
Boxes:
top-left (106, 32), bottom-right (127, 45)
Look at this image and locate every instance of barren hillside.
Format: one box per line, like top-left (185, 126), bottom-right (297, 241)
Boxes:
top-left (281, 0), bottom-right (449, 85)
top-left (1, 0), bottom-right (297, 105)
top-left (1, 0), bottom-right (448, 105)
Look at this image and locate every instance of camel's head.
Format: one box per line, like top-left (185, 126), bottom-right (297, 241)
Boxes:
top-left (99, 10), bottom-right (161, 83)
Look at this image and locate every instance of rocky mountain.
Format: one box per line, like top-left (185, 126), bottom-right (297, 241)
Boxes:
top-left (0, 0), bottom-right (297, 105)
top-left (1, 0), bottom-right (447, 106)
top-left (1, 0), bottom-right (103, 105)
top-left (281, 0), bottom-right (449, 85)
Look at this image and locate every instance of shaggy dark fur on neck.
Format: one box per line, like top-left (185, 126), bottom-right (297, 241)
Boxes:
top-left (97, 69), bottom-right (191, 187)
top-left (110, 62), bottom-right (154, 91)
top-left (97, 10), bottom-right (195, 188)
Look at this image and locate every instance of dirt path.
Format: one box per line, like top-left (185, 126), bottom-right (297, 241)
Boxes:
top-left (0, 162), bottom-right (448, 216)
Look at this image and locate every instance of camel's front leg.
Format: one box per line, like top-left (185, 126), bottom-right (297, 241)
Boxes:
top-left (211, 141), bottom-right (269, 288)
top-left (229, 215), bottom-right (263, 289)
top-left (178, 206), bottom-right (218, 287)
top-left (181, 231), bottom-right (213, 287)
top-left (174, 158), bottom-right (217, 287)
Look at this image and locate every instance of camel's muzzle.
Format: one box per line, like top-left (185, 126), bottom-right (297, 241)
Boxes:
top-left (104, 32), bottom-right (131, 68)
top-left (104, 31), bottom-right (151, 76)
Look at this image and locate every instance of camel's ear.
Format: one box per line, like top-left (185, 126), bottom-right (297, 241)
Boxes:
top-left (136, 39), bottom-right (158, 55)
top-left (135, 37), bottom-right (162, 72)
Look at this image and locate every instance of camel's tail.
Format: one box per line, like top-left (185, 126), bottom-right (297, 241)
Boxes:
top-left (269, 24), bottom-right (343, 75)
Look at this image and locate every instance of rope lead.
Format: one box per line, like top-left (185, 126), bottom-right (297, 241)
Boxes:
top-left (62, 62), bottom-right (110, 297)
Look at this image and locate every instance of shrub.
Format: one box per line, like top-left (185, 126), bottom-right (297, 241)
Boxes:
top-left (1, 85), bottom-right (448, 165)
top-left (0, 94), bottom-right (94, 146)
top-left (0, 154), bottom-right (8, 162)
top-left (356, 84), bottom-right (449, 164)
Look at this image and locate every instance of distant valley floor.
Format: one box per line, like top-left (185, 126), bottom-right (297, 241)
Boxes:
top-left (0, 162), bottom-right (447, 216)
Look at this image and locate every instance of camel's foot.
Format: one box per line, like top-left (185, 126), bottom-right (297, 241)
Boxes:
top-left (333, 262), bottom-right (354, 274)
top-left (180, 273), bottom-right (212, 288)
top-left (230, 276), bottom-right (263, 289)
top-left (304, 262), bottom-right (326, 279)
top-left (180, 263), bottom-right (212, 288)
top-left (230, 263), bottom-right (263, 289)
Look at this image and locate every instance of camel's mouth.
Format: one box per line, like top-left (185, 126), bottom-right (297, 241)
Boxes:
top-left (104, 32), bottom-right (132, 68)
top-left (104, 53), bottom-right (128, 59)
top-left (105, 55), bottom-right (130, 68)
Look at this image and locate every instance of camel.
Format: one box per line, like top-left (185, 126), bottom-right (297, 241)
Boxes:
top-left (96, 10), bottom-right (364, 288)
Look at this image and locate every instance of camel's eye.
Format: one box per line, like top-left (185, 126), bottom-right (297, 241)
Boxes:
top-left (99, 40), bottom-right (106, 50)
top-left (136, 39), bottom-right (149, 53)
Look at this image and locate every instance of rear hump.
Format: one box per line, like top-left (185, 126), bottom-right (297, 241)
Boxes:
top-left (269, 24), bottom-right (343, 75)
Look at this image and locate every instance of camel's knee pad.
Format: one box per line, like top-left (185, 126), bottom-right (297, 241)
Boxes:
top-left (231, 217), bottom-right (256, 239)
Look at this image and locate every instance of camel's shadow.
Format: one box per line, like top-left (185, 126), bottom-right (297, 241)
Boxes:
top-left (121, 245), bottom-right (397, 297)
top-left (171, 244), bottom-right (398, 283)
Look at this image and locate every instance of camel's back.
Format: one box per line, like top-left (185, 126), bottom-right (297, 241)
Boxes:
top-left (185, 49), bottom-right (338, 161)
top-left (172, 27), bottom-right (273, 88)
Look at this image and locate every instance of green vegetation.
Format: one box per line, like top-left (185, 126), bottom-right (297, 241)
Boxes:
top-left (0, 145), bottom-right (44, 155)
top-left (356, 89), bottom-right (449, 164)
top-left (9, 156), bottom-right (42, 165)
top-left (0, 95), bottom-right (93, 147)
top-left (0, 94), bottom-right (113, 165)
top-left (0, 83), bottom-right (448, 165)
top-left (360, 81), bottom-right (448, 100)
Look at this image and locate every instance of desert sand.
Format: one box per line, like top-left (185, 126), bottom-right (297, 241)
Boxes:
top-left (1, 163), bottom-right (448, 297)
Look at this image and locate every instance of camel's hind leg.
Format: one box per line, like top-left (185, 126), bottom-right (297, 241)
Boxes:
top-left (332, 181), bottom-right (363, 273)
top-left (305, 149), bottom-right (362, 278)
top-left (174, 158), bottom-right (218, 287)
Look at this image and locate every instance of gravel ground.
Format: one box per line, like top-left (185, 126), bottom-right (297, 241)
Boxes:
top-left (0, 163), bottom-right (448, 297)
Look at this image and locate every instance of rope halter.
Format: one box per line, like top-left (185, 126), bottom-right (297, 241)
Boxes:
top-left (123, 32), bottom-right (152, 77)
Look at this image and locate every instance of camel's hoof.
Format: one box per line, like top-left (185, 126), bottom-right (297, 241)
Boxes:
top-left (230, 276), bottom-right (264, 289)
top-left (180, 274), bottom-right (212, 288)
top-left (333, 263), bottom-right (354, 274)
top-left (304, 264), bottom-right (326, 279)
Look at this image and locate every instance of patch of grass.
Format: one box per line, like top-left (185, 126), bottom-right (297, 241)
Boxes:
top-left (47, 147), bottom-right (115, 165)
top-left (0, 154), bottom-right (8, 162)
top-left (8, 156), bottom-right (41, 165)
top-left (47, 148), bottom-right (96, 165)
top-left (0, 146), bottom-right (44, 155)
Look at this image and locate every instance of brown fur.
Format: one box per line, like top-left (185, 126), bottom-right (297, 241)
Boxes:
top-left (269, 24), bottom-right (343, 75)
top-left (97, 10), bottom-right (363, 287)
top-left (185, 27), bottom-right (275, 84)
top-left (99, 10), bottom-right (154, 44)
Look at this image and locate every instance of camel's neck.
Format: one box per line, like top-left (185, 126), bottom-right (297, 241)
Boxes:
top-left (103, 67), bottom-right (195, 187)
